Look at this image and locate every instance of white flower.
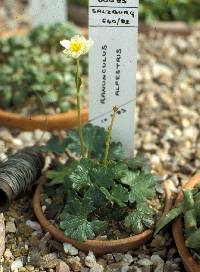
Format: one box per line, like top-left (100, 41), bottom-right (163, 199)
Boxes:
top-left (60, 35), bottom-right (94, 58)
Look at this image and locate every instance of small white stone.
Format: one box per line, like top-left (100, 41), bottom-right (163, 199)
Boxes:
top-left (17, 132), bottom-right (34, 145)
top-left (85, 251), bottom-right (96, 268)
top-left (151, 255), bottom-right (164, 265)
top-left (11, 258), bottom-right (23, 271)
top-left (130, 266), bottom-right (142, 272)
top-left (0, 129), bottom-right (13, 141)
top-left (122, 254), bottom-right (133, 265)
top-left (11, 138), bottom-right (23, 148)
top-left (137, 258), bottom-right (153, 266)
top-left (6, 222), bottom-right (16, 233)
top-left (151, 255), bottom-right (164, 272)
top-left (156, 183), bottom-right (164, 194)
top-left (63, 243), bottom-right (78, 256)
top-left (26, 220), bottom-right (42, 232)
top-left (167, 180), bottom-right (179, 193)
top-left (112, 253), bottom-right (123, 262)
top-left (56, 261), bottom-right (70, 272)
top-left (4, 248), bottom-right (13, 259)
top-left (34, 130), bottom-right (51, 142)
top-left (90, 264), bottom-right (103, 272)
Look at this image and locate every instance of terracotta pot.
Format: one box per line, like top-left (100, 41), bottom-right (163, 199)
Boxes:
top-left (172, 173), bottom-right (200, 272)
top-left (0, 109), bottom-right (88, 131)
top-left (33, 178), bottom-right (172, 255)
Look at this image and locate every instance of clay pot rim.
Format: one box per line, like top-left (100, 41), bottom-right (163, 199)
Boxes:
top-left (172, 173), bottom-right (200, 272)
top-left (33, 177), bottom-right (172, 255)
top-left (0, 108), bottom-right (88, 131)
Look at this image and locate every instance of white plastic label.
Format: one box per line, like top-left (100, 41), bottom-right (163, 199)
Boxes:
top-left (30, 0), bottom-right (66, 26)
top-left (89, 0), bottom-right (139, 158)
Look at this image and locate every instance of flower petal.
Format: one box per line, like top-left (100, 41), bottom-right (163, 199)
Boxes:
top-left (60, 40), bottom-right (70, 49)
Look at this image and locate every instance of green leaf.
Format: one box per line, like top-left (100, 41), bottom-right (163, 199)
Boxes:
top-left (109, 161), bottom-right (128, 179)
top-left (155, 203), bottom-right (184, 235)
top-left (61, 196), bottom-right (95, 218)
top-left (125, 154), bottom-right (150, 172)
top-left (60, 214), bottom-right (107, 242)
top-left (44, 185), bottom-right (65, 219)
top-left (41, 136), bottom-right (67, 153)
top-left (68, 159), bottom-right (93, 191)
top-left (90, 165), bottom-right (114, 188)
top-left (121, 171), bottom-right (156, 204)
top-left (186, 229), bottom-right (200, 249)
top-left (65, 124), bottom-right (124, 160)
top-left (85, 186), bottom-right (107, 208)
top-left (100, 205), bottom-right (126, 221)
top-left (47, 166), bottom-right (69, 185)
top-left (100, 184), bottom-right (129, 207)
top-left (125, 204), bottom-right (155, 234)
top-left (60, 197), bottom-right (107, 242)
top-left (108, 142), bottom-right (124, 160)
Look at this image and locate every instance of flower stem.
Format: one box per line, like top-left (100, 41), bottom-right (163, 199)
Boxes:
top-left (103, 106), bottom-right (118, 166)
top-left (76, 58), bottom-right (84, 157)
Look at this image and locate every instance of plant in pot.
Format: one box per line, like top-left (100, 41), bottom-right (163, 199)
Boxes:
top-left (0, 23), bottom-right (88, 130)
top-left (33, 35), bottom-right (171, 255)
top-left (155, 173), bottom-right (200, 272)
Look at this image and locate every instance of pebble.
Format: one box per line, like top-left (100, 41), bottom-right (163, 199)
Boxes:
top-left (0, 129), bottom-right (13, 141)
top-left (63, 243), bottom-right (78, 256)
top-left (11, 138), bottom-right (23, 148)
top-left (41, 253), bottom-right (59, 269)
top-left (137, 258), bottom-right (153, 266)
top-left (0, 214), bottom-right (5, 260)
top-left (151, 255), bottom-right (164, 272)
top-left (17, 132), bottom-right (34, 146)
top-left (97, 258), bottom-right (107, 268)
top-left (6, 222), bottom-right (16, 233)
top-left (34, 129), bottom-right (51, 142)
top-left (26, 220), bottom-right (42, 232)
top-left (11, 258), bottom-right (23, 271)
top-left (56, 260), bottom-right (70, 272)
top-left (122, 253), bottom-right (133, 265)
top-left (105, 263), bottom-right (129, 272)
top-left (130, 266), bottom-right (142, 272)
top-left (85, 252), bottom-right (96, 268)
top-left (105, 254), bottom-right (114, 264)
top-left (67, 256), bottom-right (82, 271)
top-left (89, 264), bottom-right (104, 272)
top-left (4, 248), bottom-right (13, 259)
top-left (113, 253), bottom-right (123, 262)
top-left (25, 265), bottom-right (35, 271)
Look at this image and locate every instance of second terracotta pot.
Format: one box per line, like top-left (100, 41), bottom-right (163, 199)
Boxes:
top-left (172, 173), bottom-right (200, 272)
top-left (0, 109), bottom-right (88, 131)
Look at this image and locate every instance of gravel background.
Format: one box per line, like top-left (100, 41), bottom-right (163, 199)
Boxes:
top-left (0, 0), bottom-right (30, 32)
top-left (0, 29), bottom-right (200, 271)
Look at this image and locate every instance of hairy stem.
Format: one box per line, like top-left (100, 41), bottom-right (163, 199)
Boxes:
top-left (76, 58), bottom-right (85, 157)
top-left (103, 106), bottom-right (118, 166)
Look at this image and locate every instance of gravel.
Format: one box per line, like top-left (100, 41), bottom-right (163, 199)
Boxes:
top-left (0, 0), bottom-right (30, 32)
top-left (1, 30), bottom-right (200, 271)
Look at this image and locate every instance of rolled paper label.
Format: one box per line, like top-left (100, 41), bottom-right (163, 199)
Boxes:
top-left (89, 0), bottom-right (139, 158)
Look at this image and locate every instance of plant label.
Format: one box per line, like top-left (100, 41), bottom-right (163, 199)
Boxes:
top-left (30, 0), bottom-right (67, 26)
top-left (89, 0), bottom-right (139, 157)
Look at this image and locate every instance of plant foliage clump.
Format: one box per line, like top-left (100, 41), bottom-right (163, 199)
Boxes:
top-left (156, 185), bottom-right (200, 263)
top-left (0, 23), bottom-right (87, 113)
top-left (44, 124), bottom-right (158, 242)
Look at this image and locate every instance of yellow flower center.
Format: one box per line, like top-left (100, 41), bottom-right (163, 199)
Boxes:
top-left (70, 42), bottom-right (83, 53)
